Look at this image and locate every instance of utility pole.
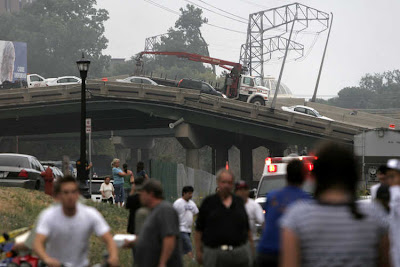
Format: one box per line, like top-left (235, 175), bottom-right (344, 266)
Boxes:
top-left (270, 19), bottom-right (296, 110)
top-left (311, 13), bottom-right (334, 102)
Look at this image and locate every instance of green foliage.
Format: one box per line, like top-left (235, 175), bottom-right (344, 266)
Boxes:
top-left (152, 4), bottom-right (210, 73)
top-left (0, 0), bottom-right (110, 78)
top-left (323, 70), bottom-right (400, 109)
top-left (106, 4), bottom-right (219, 83)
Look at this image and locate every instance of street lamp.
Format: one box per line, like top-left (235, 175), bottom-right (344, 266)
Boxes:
top-left (76, 53), bottom-right (91, 198)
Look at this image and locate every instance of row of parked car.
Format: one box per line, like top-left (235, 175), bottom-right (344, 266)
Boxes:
top-left (0, 153), bottom-right (65, 190)
top-left (27, 74), bottom-right (81, 88)
top-left (116, 76), bottom-right (226, 98)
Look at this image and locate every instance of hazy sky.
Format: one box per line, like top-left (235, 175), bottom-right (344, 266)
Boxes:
top-left (96, 0), bottom-right (400, 97)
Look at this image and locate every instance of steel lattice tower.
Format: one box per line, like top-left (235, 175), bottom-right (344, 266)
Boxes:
top-left (240, 3), bottom-right (330, 79)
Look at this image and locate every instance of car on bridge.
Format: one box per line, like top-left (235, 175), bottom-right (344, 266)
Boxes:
top-left (177, 78), bottom-right (226, 98)
top-left (27, 74), bottom-right (47, 88)
top-left (116, 76), bottom-right (159, 86)
top-left (0, 153), bottom-right (45, 190)
top-left (281, 105), bottom-right (334, 121)
top-left (46, 76), bottom-right (81, 87)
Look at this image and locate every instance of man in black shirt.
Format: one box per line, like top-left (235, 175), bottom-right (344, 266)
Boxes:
top-left (195, 169), bottom-right (252, 267)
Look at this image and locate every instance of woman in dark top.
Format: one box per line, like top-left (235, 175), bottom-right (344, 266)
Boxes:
top-left (136, 161), bottom-right (149, 180)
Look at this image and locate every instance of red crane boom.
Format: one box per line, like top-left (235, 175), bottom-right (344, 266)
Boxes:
top-left (138, 51), bottom-right (243, 72)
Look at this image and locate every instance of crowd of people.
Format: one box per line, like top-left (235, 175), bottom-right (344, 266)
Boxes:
top-left (15, 141), bottom-right (400, 267)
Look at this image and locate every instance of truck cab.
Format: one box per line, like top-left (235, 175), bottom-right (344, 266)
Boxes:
top-left (255, 155), bottom-right (316, 210)
top-left (238, 75), bottom-right (270, 105)
top-left (27, 74), bottom-right (46, 88)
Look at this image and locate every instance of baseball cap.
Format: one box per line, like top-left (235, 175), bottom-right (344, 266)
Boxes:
top-left (235, 180), bottom-right (249, 191)
top-left (387, 159), bottom-right (400, 171)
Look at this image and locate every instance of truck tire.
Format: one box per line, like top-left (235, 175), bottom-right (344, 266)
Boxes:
top-left (251, 97), bottom-right (265, 106)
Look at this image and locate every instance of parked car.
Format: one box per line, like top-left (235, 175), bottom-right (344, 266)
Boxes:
top-left (177, 78), bottom-right (226, 98)
top-left (46, 76), bottom-right (81, 87)
top-left (116, 76), bottom-right (159, 86)
top-left (281, 105), bottom-right (334, 121)
top-left (41, 160), bottom-right (75, 177)
top-left (42, 164), bottom-right (64, 181)
top-left (0, 153), bottom-right (45, 190)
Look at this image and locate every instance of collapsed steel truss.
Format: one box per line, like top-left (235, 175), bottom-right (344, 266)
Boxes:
top-left (144, 33), bottom-right (168, 52)
top-left (240, 2), bottom-right (330, 78)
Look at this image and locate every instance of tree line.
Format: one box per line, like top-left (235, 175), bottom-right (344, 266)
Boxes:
top-left (0, 0), bottom-right (217, 82)
top-left (317, 70), bottom-right (400, 109)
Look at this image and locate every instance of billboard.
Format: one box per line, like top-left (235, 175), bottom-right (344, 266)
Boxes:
top-left (0, 40), bottom-right (27, 86)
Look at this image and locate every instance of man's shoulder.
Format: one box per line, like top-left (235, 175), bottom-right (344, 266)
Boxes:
top-left (370, 183), bottom-right (380, 191)
top-left (232, 194), bottom-right (245, 205)
top-left (79, 203), bottom-right (103, 217)
top-left (158, 200), bottom-right (174, 210)
top-left (246, 198), bottom-right (258, 206)
top-left (202, 193), bottom-right (218, 203)
top-left (39, 204), bottom-right (62, 218)
top-left (173, 198), bottom-right (184, 205)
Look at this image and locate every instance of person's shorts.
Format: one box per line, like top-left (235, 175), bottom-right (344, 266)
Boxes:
top-left (114, 184), bottom-right (124, 203)
top-left (180, 232), bottom-right (192, 254)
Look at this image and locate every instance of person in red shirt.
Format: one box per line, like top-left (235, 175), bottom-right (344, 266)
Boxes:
top-left (41, 167), bottom-right (54, 196)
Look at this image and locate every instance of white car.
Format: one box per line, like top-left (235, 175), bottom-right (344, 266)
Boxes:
top-left (46, 76), bottom-right (81, 87)
top-left (281, 105), bottom-right (334, 121)
top-left (116, 76), bottom-right (159, 86)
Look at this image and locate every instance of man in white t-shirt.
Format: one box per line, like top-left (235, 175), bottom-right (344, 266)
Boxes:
top-left (173, 185), bottom-right (199, 258)
top-left (234, 180), bottom-right (264, 243)
top-left (370, 165), bottom-right (389, 199)
top-left (33, 176), bottom-right (119, 267)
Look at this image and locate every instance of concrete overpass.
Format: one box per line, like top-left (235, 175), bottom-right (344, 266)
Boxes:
top-left (0, 81), bottom-right (376, 183)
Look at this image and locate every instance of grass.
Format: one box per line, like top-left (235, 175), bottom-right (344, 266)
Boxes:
top-left (0, 188), bottom-right (201, 266)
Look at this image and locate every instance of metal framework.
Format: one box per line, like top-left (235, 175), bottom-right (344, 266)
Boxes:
top-left (240, 2), bottom-right (330, 78)
top-left (144, 33), bottom-right (168, 52)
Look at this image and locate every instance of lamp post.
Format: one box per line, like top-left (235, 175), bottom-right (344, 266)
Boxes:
top-left (76, 53), bottom-right (91, 198)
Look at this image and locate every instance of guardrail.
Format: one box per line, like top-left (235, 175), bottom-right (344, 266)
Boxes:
top-left (0, 81), bottom-right (365, 142)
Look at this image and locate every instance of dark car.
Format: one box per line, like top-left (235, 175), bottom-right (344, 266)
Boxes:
top-left (0, 153), bottom-right (45, 190)
top-left (177, 79), bottom-right (226, 98)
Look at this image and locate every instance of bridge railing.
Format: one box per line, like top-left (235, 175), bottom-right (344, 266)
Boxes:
top-left (0, 81), bottom-right (363, 142)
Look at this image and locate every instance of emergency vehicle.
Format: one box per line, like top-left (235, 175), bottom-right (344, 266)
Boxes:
top-left (255, 154), bottom-right (316, 210)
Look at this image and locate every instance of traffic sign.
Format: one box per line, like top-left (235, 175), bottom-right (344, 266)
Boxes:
top-left (86, 118), bottom-right (91, 133)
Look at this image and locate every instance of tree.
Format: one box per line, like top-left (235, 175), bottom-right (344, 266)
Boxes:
top-left (322, 70), bottom-right (400, 109)
top-left (150, 4), bottom-right (214, 74)
top-left (0, 0), bottom-right (110, 78)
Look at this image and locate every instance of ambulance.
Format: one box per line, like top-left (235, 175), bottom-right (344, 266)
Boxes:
top-left (255, 154), bottom-right (316, 210)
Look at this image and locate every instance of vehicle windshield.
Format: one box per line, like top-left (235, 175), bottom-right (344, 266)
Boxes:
top-left (258, 175), bottom-right (315, 197)
top-left (258, 176), bottom-right (286, 196)
top-left (253, 77), bottom-right (261, 86)
top-left (0, 155), bottom-right (30, 168)
top-left (313, 109), bottom-right (322, 117)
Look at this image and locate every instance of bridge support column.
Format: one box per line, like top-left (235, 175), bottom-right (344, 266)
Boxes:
top-left (186, 149), bottom-right (200, 169)
top-left (174, 123), bottom-right (205, 170)
top-left (240, 146), bottom-right (253, 186)
top-left (112, 136), bottom-right (154, 169)
top-left (140, 148), bottom-right (150, 168)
